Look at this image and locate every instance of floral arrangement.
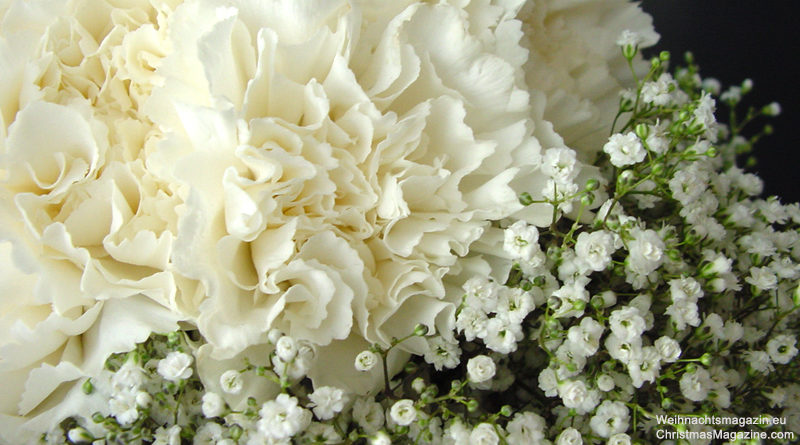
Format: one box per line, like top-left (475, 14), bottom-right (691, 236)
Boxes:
top-left (1, 0), bottom-right (798, 444)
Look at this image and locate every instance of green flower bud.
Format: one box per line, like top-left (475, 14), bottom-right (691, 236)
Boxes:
top-left (650, 57), bottom-right (661, 70)
top-left (519, 192), bottom-right (534, 206)
top-left (585, 178), bottom-right (600, 191)
top-left (622, 43), bottom-right (637, 60)
top-left (580, 193), bottom-right (594, 207)
top-left (660, 51), bottom-right (670, 62)
top-left (635, 123), bottom-right (650, 140)
top-left (651, 163), bottom-right (665, 176)
top-left (466, 399), bottom-right (480, 412)
top-left (705, 147), bottom-right (717, 157)
top-left (685, 363), bottom-right (697, 374)
top-left (82, 378), bottom-right (94, 395)
top-left (404, 361), bottom-right (418, 374)
top-left (699, 353), bottom-right (713, 367)
top-left (230, 425), bottom-right (244, 441)
top-left (618, 170), bottom-right (635, 184)
top-left (413, 324), bottom-right (429, 336)
top-left (91, 412), bottom-right (105, 424)
top-left (661, 397), bottom-right (673, 409)
top-left (500, 405), bottom-right (513, 417)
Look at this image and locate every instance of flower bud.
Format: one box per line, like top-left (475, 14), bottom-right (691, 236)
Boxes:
top-left (82, 378), bottom-right (93, 395)
top-left (413, 324), bottom-right (429, 337)
top-left (699, 353), bottom-right (713, 367)
top-left (635, 123), bottom-right (649, 140)
top-left (466, 399), bottom-right (480, 412)
top-left (519, 192), bottom-right (534, 206)
top-left (585, 178), bottom-right (600, 191)
top-left (68, 427), bottom-right (92, 444)
top-left (762, 102), bottom-right (781, 116)
top-left (500, 405), bottom-right (513, 417)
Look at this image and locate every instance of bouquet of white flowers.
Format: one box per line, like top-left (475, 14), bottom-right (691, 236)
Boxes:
top-left (1, 1), bottom-right (797, 444)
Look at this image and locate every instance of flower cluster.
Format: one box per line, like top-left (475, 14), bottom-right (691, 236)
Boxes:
top-left (2, 0), bottom-right (799, 444)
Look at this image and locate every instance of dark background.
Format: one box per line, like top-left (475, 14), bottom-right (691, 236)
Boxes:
top-left (640, 1), bottom-right (799, 204)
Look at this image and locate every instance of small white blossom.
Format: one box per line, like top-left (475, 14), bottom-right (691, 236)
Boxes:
top-left (609, 307), bottom-right (646, 342)
top-left (541, 147), bottom-right (579, 182)
top-left (746, 266), bottom-right (778, 291)
top-left (157, 351), bottom-right (193, 382)
top-left (153, 426), bottom-right (181, 445)
top-left (680, 367), bottom-right (712, 402)
top-left (575, 231), bottom-right (615, 272)
top-left (607, 433), bottom-right (632, 445)
top-left (641, 73), bottom-right (675, 106)
top-left (201, 392), bottom-right (225, 418)
top-left (389, 399), bottom-right (417, 426)
top-left (626, 228), bottom-right (664, 278)
top-left (354, 350), bottom-right (379, 372)
top-left (654, 336), bottom-right (681, 363)
top-left (424, 336), bottom-right (462, 370)
top-left (353, 397), bottom-right (385, 434)
top-left (767, 335), bottom-right (799, 365)
top-left (556, 427), bottom-right (583, 445)
top-left (616, 29), bottom-right (642, 47)
top-left (467, 355), bottom-right (496, 384)
top-left (308, 386), bottom-right (348, 420)
top-left (275, 335), bottom-right (298, 362)
top-left (665, 300), bottom-right (701, 331)
top-left (589, 400), bottom-right (629, 438)
top-left (506, 412), bottom-right (546, 444)
top-left (596, 374), bottom-right (615, 392)
top-left (456, 305), bottom-right (489, 341)
top-left (566, 317), bottom-right (604, 357)
top-left (743, 350), bottom-right (774, 373)
top-left (219, 370), bottom-right (244, 394)
top-left (558, 380), bottom-right (599, 414)
top-left (470, 423), bottom-right (499, 445)
top-left (194, 423), bottom-right (225, 445)
top-left (627, 346), bottom-right (661, 388)
top-left (370, 431), bottom-right (392, 445)
top-left (603, 132), bottom-right (645, 167)
top-left (258, 394), bottom-right (312, 440)
top-left (503, 220), bottom-right (540, 262)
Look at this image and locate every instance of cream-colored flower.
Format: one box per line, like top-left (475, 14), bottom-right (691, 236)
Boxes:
top-left (1, 0), bottom-right (183, 440)
top-left (142, 0), bottom-right (541, 386)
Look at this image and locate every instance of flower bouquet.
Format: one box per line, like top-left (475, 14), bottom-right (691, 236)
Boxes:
top-left (1, 1), bottom-right (798, 444)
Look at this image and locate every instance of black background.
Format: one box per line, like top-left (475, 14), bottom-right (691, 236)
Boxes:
top-left (640, 1), bottom-right (799, 204)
